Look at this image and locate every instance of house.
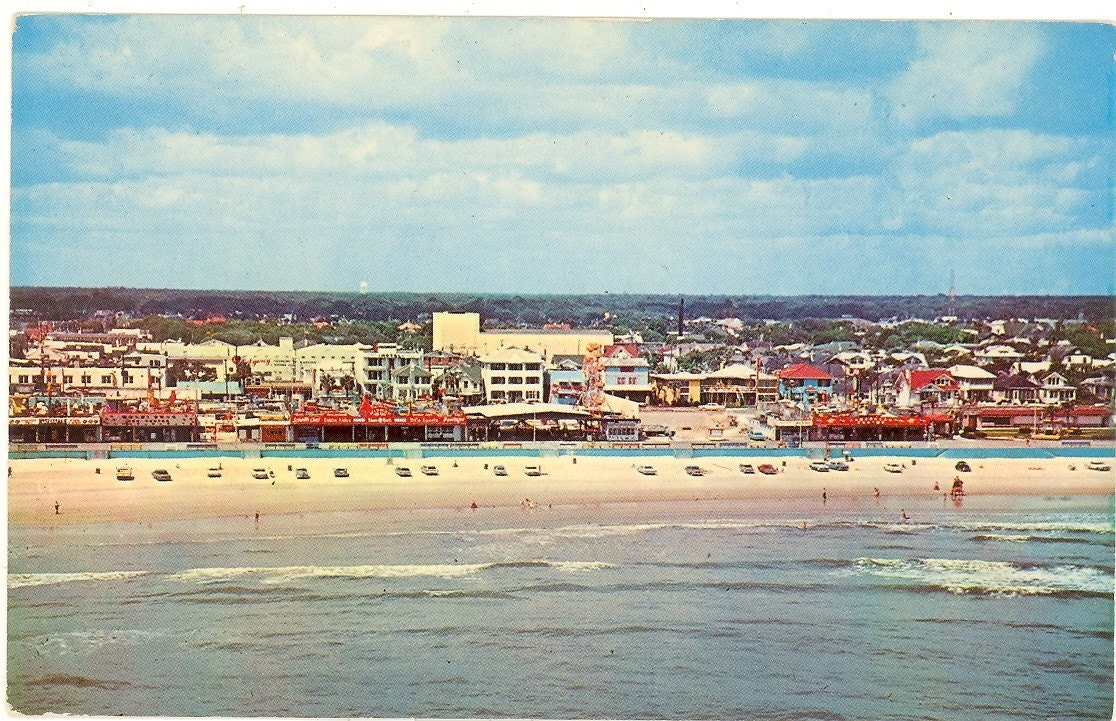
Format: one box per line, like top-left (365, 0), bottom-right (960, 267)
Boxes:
top-left (479, 347), bottom-right (545, 403)
top-left (777, 363), bottom-right (836, 404)
top-left (1035, 371), bottom-right (1076, 405)
top-left (895, 369), bottom-right (959, 408)
top-left (391, 361), bottom-right (433, 402)
top-left (546, 366), bottom-right (586, 405)
top-left (992, 372), bottom-right (1042, 405)
top-left (436, 362), bottom-right (485, 405)
top-left (975, 344), bottom-right (1024, 366)
top-left (1080, 374), bottom-right (1115, 403)
top-left (948, 364), bottom-right (997, 403)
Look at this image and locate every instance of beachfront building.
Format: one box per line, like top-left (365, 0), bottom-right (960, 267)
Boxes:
top-left (432, 311), bottom-right (613, 363)
top-left (991, 373), bottom-right (1042, 405)
top-left (479, 347), bottom-right (545, 403)
top-left (546, 358), bottom-right (586, 406)
top-left (434, 362), bottom-right (485, 405)
top-left (948, 364), bottom-right (997, 403)
top-left (699, 364), bottom-right (779, 407)
top-left (601, 355), bottom-right (652, 404)
top-left (650, 372), bottom-right (705, 406)
top-left (358, 344), bottom-right (425, 400)
top-left (777, 363), bottom-right (836, 404)
top-left (893, 369), bottom-right (959, 409)
top-left (391, 361), bottom-right (433, 402)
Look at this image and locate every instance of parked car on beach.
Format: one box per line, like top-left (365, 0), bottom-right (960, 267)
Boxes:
top-left (809, 461), bottom-right (830, 472)
top-left (334, 468), bottom-right (349, 478)
top-left (1086, 461), bottom-right (1111, 472)
top-left (684, 465), bottom-right (706, 476)
top-left (739, 464), bottom-right (755, 474)
top-left (637, 465), bottom-right (657, 475)
top-left (955, 461), bottom-right (971, 472)
top-left (524, 465), bottom-right (542, 477)
top-left (207, 467), bottom-right (222, 478)
top-left (421, 465), bottom-right (439, 476)
top-left (294, 468), bottom-right (310, 479)
top-left (116, 467), bottom-right (134, 481)
top-left (757, 464), bottom-right (778, 475)
top-left (493, 465), bottom-right (508, 476)
top-left (152, 469), bottom-right (172, 482)
top-left (252, 468), bottom-right (269, 479)
top-left (827, 460), bottom-right (849, 471)
top-left (884, 463), bottom-right (903, 474)
top-left (395, 466), bottom-right (413, 477)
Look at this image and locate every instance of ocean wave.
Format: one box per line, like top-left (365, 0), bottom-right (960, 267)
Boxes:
top-left (8, 570), bottom-right (150, 589)
top-left (167, 560), bottom-right (615, 585)
top-left (25, 674), bottom-right (132, 691)
top-left (850, 557), bottom-right (1114, 597)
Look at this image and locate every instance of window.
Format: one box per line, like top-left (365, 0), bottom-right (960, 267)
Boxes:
top-left (64, 375), bottom-right (73, 384)
top-left (490, 363), bottom-right (506, 371)
top-left (81, 375), bottom-right (91, 384)
top-left (507, 363), bottom-right (523, 371)
top-left (491, 376), bottom-right (506, 385)
top-left (491, 390), bottom-right (506, 400)
top-left (18, 375), bottom-right (28, 384)
top-left (525, 390), bottom-right (540, 400)
top-left (509, 377), bottom-right (523, 385)
top-left (102, 375), bottom-right (114, 384)
top-left (524, 363), bottom-right (540, 371)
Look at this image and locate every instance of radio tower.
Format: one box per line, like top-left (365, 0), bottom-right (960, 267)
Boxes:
top-left (947, 270), bottom-right (957, 318)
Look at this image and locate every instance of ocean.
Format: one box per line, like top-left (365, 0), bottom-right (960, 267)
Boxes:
top-left (7, 492), bottom-right (1114, 719)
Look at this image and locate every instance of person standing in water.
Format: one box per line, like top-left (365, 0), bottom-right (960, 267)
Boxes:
top-left (822, 488), bottom-right (827, 504)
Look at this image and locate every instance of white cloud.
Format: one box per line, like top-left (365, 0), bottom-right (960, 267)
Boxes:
top-left (885, 23), bottom-right (1044, 124)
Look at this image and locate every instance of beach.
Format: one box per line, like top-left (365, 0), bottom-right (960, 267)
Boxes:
top-left (8, 453), bottom-right (1114, 527)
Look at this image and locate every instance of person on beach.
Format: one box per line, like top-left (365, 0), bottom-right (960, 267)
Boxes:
top-left (873, 487), bottom-right (880, 498)
top-left (900, 509), bottom-right (910, 521)
top-left (254, 512), bottom-right (259, 523)
top-left (54, 501), bottom-right (60, 515)
top-left (822, 488), bottom-right (827, 504)
top-left (933, 481), bottom-right (940, 491)
top-left (470, 500), bottom-right (478, 510)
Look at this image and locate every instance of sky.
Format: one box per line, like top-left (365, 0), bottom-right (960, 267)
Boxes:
top-left (8, 13), bottom-right (1116, 295)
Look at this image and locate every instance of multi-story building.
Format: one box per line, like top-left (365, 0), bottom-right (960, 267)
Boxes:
top-left (433, 312), bottom-right (612, 363)
top-left (949, 364), bottom-right (997, 403)
top-left (601, 346), bottom-right (652, 404)
top-left (479, 347), bottom-right (544, 403)
top-left (359, 343), bottom-right (425, 400)
top-left (700, 363), bottom-right (779, 407)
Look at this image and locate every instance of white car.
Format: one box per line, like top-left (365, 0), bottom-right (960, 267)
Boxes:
top-left (636, 465), bottom-right (657, 475)
top-left (884, 463), bottom-right (903, 474)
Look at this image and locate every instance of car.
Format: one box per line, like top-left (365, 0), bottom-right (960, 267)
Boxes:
top-left (955, 461), bottom-right (971, 472)
top-left (748, 431), bottom-right (767, 442)
top-left (334, 467), bottom-right (349, 478)
top-left (684, 465), bottom-right (706, 476)
top-left (294, 468), bottom-right (310, 479)
top-left (827, 460), bottom-right (849, 471)
top-left (1086, 461), bottom-right (1112, 472)
top-left (699, 403), bottom-right (725, 411)
top-left (206, 467), bottom-right (222, 478)
top-left (809, 461), bottom-right (830, 473)
top-left (757, 464), bottom-right (778, 475)
top-left (884, 463), bottom-right (903, 474)
top-left (524, 465), bottom-right (542, 477)
top-left (739, 464), bottom-right (755, 474)
top-left (115, 467), bottom-right (135, 481)
top-left (637, 465), bottom-right (657, 475)
top-left (395, 466), bottom-right (413, 477)
top-left (421, 465), bottom-right (439, 476)
top-left (493, 465), bottom-right (508, 476)
top-left (152, 469), bottom-right (172, 482)
top-left (252, 468), bottom-right (269, 480)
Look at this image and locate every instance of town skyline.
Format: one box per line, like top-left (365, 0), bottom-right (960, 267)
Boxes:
top-left (10, 16), bottom-right (1115, 295)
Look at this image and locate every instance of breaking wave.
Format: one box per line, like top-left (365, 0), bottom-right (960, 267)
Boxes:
top-left (167, 560), bottom-right (615, 585)
top-left (849, 557), bottom-right (1114, 598)
top-left (8, 571), bottom-right (150, 589)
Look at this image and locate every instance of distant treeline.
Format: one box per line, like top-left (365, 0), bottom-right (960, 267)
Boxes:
top-left (10, 287), bottom-right (1114, 325)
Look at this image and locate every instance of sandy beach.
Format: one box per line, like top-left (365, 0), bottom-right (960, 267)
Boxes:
top-left (8, 453), bottom-right (1113, 527)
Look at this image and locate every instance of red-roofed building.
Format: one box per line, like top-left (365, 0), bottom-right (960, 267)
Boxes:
top-left (895, 368), bottom-right (958, 408)
top-left (778, 363), bottom-right (836, 403)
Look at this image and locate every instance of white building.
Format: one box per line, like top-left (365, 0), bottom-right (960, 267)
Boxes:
top-left (948, 364), bottom-right (997, 403)
top-left (479, 347), bottom-right (545, 403)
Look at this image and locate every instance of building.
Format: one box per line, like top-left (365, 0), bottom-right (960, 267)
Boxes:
top-left (432, 311), bottom-right (612, 362)
top-left (777, 363), bottom-right (836, 404)
top-left (600, 346), bottom-right (652, 404)
top-left (546, 358), bottom-right (586, 406)
top-left (358, 344), bottom-right (425, 400)
top-left (479, 347), bottom-right (545, 403)
top-left (948, 364), bottom-right (997, 403)
top-left (650, 372), bottom-right (705, 406)
top-left (894, 369), bottom-right (958, 408)
top-left (435, 362), bottom-right (485, 405)
top-left (700, 363), bottom-right (779, 406)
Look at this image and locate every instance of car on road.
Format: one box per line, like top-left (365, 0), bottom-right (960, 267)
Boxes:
top-left (699, 403), bottom-right (725, 411)
top-left (955, 461), bottom-right (971, 472)
top-left (294, 468), bottom-right (310, 479)
top-left (493, 465), bottom-right (508, 476)
top-left (684, 465), bottom-right (706, 476)
top-left (809, 461), bottom-right (830, 472)
top-left (757, 464), bottom-right (778, 475)
top-left (421, 465), bottom-right (439, 476)
top-left (334, 467), bottom-right (349, 478)
top-left (739, 464), bottom-right (755, 474)
top-left (394, 466), bottom-right (413, 477)
top-left (116, 467), bottom-right (135, 481)
top-left (637, 465), bottom-right (657, 475)
top-left (152, 469), bottom-right (172, 482)
top-left (252, 468), bottom-right (270, 479)
top-left (827, 460), bottom-right (849, 471)
top-left (884, 463), bottom-right (904, 473)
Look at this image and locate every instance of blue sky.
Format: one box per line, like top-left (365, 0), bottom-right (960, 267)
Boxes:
top-left (9, 16), bottom-right (1115, 294)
